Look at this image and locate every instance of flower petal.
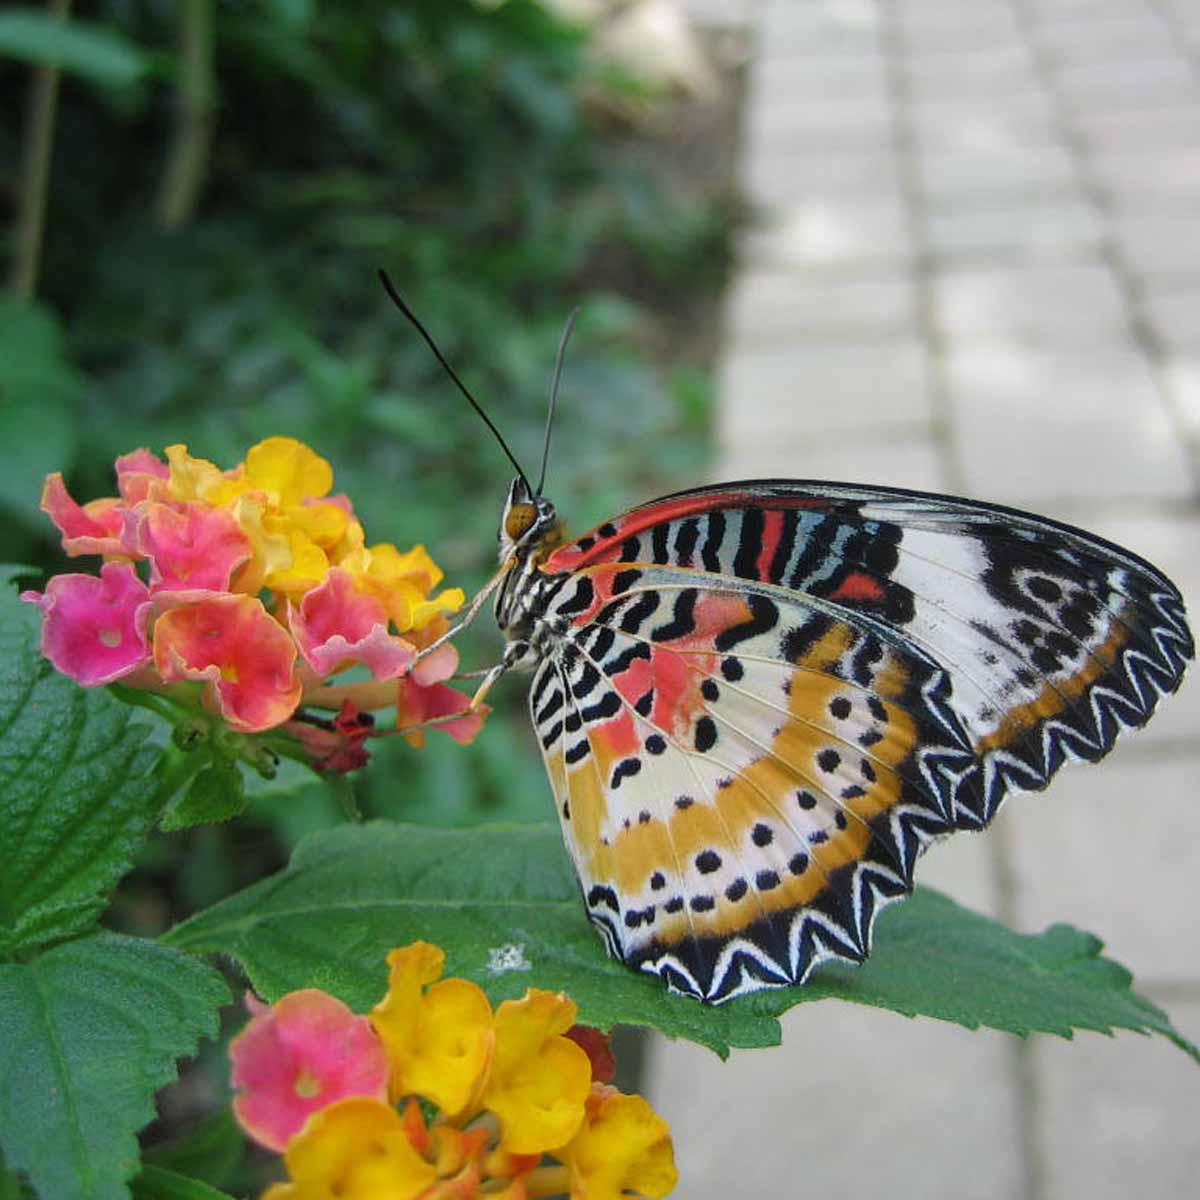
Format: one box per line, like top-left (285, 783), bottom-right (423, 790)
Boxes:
top-left (562, 1088), bottom-right (678, 1200)
top-left (21, 561), bottom-right (152, 685)
top-left (40, 474), bottom-right (126, 557)
top-left (114, 448), bottom-right (170, 503)
top-left (277, 1097), bottom-right (437, 1200)
top-left (289, 568), bottom-right (415, 680)
top-left (153, 594), bottom-right (301, 731)
top-left (129, 501), bottom-right (252, 592)
top-left (164, 443), bottom-right (229, 504)
top-left (230, 990), bottom-right (389, 1153)
top-left (370, 943), bottom-right (494, 1118)
top-left (396, 677), bottom-right (487, 746)
top-left (485, 990), bottom-right (592, 1155)
top-left (244, 436), bottom-right (334, 507)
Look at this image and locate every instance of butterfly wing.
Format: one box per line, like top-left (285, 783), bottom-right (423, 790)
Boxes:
top-left (529, 481), bottom-right (1192, 1002)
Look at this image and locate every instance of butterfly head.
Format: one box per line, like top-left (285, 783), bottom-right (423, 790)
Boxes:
top-left (499, 477), bottom-right (559, 563)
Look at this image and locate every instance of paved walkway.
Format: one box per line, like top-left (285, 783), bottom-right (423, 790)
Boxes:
top-left (647, 2), bottom-right (1200, 1197)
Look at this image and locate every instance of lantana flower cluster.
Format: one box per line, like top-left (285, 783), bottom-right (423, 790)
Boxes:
top-left (22, 438), bottom-right (483, 769)
top-left (230, 942), bottom-right (677, 1199)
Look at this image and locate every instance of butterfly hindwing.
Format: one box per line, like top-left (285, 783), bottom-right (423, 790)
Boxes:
top-left (529, 481), bottom-right (1192, 1002)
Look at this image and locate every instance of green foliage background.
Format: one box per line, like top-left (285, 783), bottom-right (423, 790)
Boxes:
top-left (2, 0), bottom-right (729, 882)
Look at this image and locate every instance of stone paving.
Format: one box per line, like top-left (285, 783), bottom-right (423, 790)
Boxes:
top-left (647, 2), bottom-right (1200, 1197)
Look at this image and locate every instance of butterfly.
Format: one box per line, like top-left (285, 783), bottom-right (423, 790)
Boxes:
top-left (382, 276), bottom-right (1194, 1005)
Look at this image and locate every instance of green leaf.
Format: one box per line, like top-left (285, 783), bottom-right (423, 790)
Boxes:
top-left (0, 575), bottom-right (163, 957)
top-left (0, 11), bottom-right (150, 89)
top-left (161, 756), bottom-right (246, 831)
top-left (0, 300), bottom-right (82, 526)
top-left (0, 932), bottom-right (230, 1200)
top-left (163, 822), bottom-right (1199, 1061)
top-left (130, 1166), bottom-right (235, 1200)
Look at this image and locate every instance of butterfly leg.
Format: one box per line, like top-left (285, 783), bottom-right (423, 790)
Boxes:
top-left (411, 561), bottom-right (511, 664)
top-left (395, 638), bottom-right (528, 737)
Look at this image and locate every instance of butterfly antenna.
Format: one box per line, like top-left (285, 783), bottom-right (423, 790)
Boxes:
top-left (536, 306), bottom-right (580, 496)
top-left (378, 270), bottom-right (532, 492)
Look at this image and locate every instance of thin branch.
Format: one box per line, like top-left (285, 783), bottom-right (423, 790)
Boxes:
top-left (157, 0), bottom-right (216, 229)
top-left (9, 0), bottom-right (72, 300)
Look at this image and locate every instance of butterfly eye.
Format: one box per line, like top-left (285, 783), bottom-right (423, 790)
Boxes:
top-left (504, 502), bottom-right (538, 542)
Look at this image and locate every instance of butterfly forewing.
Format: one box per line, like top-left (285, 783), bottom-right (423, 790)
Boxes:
top-left (521, 481), bottom-right (1192, 1002)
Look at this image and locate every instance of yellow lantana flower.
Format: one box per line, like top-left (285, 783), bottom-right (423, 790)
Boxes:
top-left (341, 542), bottom-right (464, 632)
top-left (560, 1087), bottom-right (679, 1200)
top-left (484, 990), bottom-right (592, 1155)
top-left (370, 942), bottom-right (495, 1118)
top-left (262, 1097), bottom-right (437, 1200)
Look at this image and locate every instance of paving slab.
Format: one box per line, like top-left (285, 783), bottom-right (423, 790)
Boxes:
top-left (903, 46), bottom-right (1041, 102)
top-left (645, 1003), bottom-right (1026, 1200)
top-left (725, 269), bottom-right (918, 344)
top-left (945, 343), bottom-right (1195, 504)
top-left (715, 436), bottom-right (947, 493)
top-left (753, 0), bottom-right (883, 55)
top-left (744, 145), bottom-right (901, 210)
top-left (1073, 104), bottom-right (1200, 151)
top-left (1032, 13), bottom-right (1176, 61)
top-left (1087, 148), bottom-right (1200, 208)
top-left (932, 262), bottom-right (1130, 344)
top-left (999, 753), bottom-right (1200, 984)
top-left (910, 90), bottom-right (1060, 150)
top-left (917, 140), bottom-right (1080, 205)
top-left (718, 338), bottom-right (932, 445)
top-left (742, 93), bottom-right (894, 151)
top-left (1159, 353), bottom-right (1200, 441)
top-left (1050, 55), bottom-right (1200, 111)
top-left (752, 49), bottom-right (888, 107)
top-left (739, 197), bottom-right (912, 273)
top-left (1139, 286), bottom-right (1200, 351)
top-left (924, 196), bottom-right (1105, 263)
top-left (1032, 996), bottom-right (1200, 1200)
top-left (1110, 211), bottom-right (1200, 283)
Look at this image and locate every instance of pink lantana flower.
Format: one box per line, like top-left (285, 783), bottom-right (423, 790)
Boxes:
top-left (125, 501), bottom-right (253, 592)
top-left (154, 594), bottom-right (302, 732)
top-left (40, 474), bottom-right (126, 558)
top-left (114, 448), bottom-right (170, 503)
top-left (24, 437), bottom-right (483, 772)
top-left (397, 640), bottom-right (487, 747)
top-left (288, 568), bottom-right (416, 680)
top-left (229, 990), bottom-right (390, 1153)
top-left (21, 562), bottom-right (152, 685)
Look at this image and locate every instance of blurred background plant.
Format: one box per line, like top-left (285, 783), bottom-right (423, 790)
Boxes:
top-left (2, 0), bottom-right (741, 1186)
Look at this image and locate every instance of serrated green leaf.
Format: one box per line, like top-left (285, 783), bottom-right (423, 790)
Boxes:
top-left (161, 756), bottom-right (245, 831)
top-left (0, 932), bottom-right (230, 1200)
top-left (0, 11), bottom-right (150, 89)
top-left (130, 1166), bottom-right (235, 1200)
top-left (0, 578), bottom-right (163, 956)
top-left (162, 822), bottom-right (1199, 1061)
